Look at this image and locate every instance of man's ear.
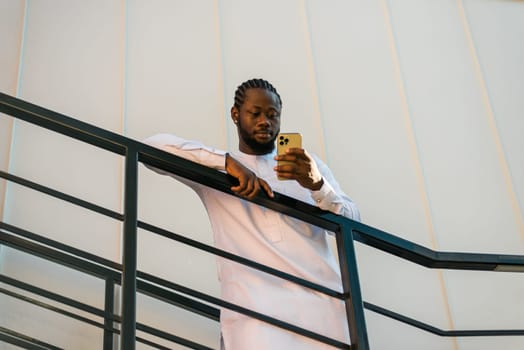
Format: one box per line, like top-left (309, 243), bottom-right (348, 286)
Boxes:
top-left (231, 106), bottom-right (239, 124)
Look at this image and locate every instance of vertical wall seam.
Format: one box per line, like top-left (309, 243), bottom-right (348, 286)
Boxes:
top-left (118, 0), bottom-right (129, 263)
top-left (2, 0), bottom-right (29, 223)
top-left (457, 0), bottom-right (524, 243)
top-left (14, 0), bottom-right (28, 99)
top-left (380, 1), bottom-right (459, 348)
top-left (114, 2), bottom-right (128, 344)
top-left (300, 0), bottom-right (327, 162)
top-left (121, 0), bottom-right (129, 138)
top-left (213, 0), bottom-right (228, 150)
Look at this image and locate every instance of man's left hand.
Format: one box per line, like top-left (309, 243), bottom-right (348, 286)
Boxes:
top-left (274, 148), bottom-right (324, 191)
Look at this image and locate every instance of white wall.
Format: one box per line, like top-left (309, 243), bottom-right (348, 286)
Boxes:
top-left (1, 0), bottom-right (523, 349)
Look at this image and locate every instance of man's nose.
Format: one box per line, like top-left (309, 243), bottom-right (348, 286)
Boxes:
top-left (257, 114), bottom-right (270, 125)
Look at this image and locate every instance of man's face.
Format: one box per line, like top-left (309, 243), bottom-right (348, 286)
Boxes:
top-left (233, 88), bottom-right (281, 155)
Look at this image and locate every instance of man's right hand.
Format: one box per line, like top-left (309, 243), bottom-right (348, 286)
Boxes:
top-left (225, 154), bottom-right (274, 199)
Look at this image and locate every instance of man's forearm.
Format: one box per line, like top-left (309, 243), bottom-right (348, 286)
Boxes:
top-left (143, 133), bottom-right (226, 171)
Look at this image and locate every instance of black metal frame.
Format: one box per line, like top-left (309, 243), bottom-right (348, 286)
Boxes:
top-left (0, 230), bottom-right (215, 350)
top-left (1, 91), bottom-right (524, 350)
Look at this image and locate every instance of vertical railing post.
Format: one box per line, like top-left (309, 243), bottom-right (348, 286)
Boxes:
top-left (104, 277), bottom-right (115, 350)
top-left (121, 146), bottom-right (138, 350)
top-left (336, 221), bottom-right (369, 350)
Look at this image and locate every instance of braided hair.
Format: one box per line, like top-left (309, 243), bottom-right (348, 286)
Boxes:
top-left (233, 78), bottom-right (282, 109)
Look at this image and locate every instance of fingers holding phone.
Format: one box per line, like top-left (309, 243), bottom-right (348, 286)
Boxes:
top-left (274, 133), bottom-right (323, 190)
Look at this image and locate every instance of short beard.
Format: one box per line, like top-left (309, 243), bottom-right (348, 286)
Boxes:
top-left (238, 120), bottom-right (278, 154)
top-left (243, 134), bottom-right (276, 154)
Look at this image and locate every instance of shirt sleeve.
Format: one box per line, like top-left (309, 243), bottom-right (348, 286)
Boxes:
top-left (143, 133), bottom-right (227, 171)
top-left (309, 155), bottom-right (361, 221)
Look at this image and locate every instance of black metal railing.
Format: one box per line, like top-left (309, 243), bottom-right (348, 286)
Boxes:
top-left (1, 91), bottom-right (524, 350)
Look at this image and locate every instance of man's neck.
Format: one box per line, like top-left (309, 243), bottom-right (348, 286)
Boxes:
top-left (238, 144), bottom-right (275, 156)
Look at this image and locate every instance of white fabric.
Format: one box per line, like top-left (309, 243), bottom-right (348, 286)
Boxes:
top-left (144, 134), bottom-right (361, 350)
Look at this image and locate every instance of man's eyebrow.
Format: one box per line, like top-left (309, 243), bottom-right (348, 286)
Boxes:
top-left (251, 104), bottom-right (279, 110)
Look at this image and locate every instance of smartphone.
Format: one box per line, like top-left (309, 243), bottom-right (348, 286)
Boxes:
top-left (277, 133), bottom-right (302, 180)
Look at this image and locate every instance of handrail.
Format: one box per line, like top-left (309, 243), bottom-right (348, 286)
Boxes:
top-left (1, 91), bottom-right (524, 350)
top-left (2, 91), bottom-right (523, 271)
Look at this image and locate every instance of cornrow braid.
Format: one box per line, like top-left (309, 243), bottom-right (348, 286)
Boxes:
top-left (233, 78), bottom-right (282, 109)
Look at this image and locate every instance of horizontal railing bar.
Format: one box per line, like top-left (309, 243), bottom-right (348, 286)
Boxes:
top-left (0, 230), bottom-right (120, 281)
top-left (0, 285), bottom-right (210, 349)
top-left (138, 220), bottom-right (345, 299)
top-left (0, 222), bottom-right (123, 272)
top-left (136, 280), bottom-right (219, 321)
top-left (364, 302), bottom-right (524, 337)
top-left (138, 271), bottom-right (351, 349)
top-left (352, 223), bottom-right (524, 271)
top-left (0, 92), bottom-right (127, 156)
top-left (0, 274), bottom-right (106, 318)
top-left (134, 337), bottom-right (172, 350)
top-left (137, 324), bottom-right (214, 350)
top-left (127, 317), bottom-right (214, 350)
top-left (0, 326), bottom-right (62, 350)
top-left (0, 170), bottom-right (123, 221)
top-left (0, 286), bottom-right (111, 330)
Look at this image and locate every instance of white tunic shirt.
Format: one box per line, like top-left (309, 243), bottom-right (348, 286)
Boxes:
top-left (144, 134), bottom-right (361, 350)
